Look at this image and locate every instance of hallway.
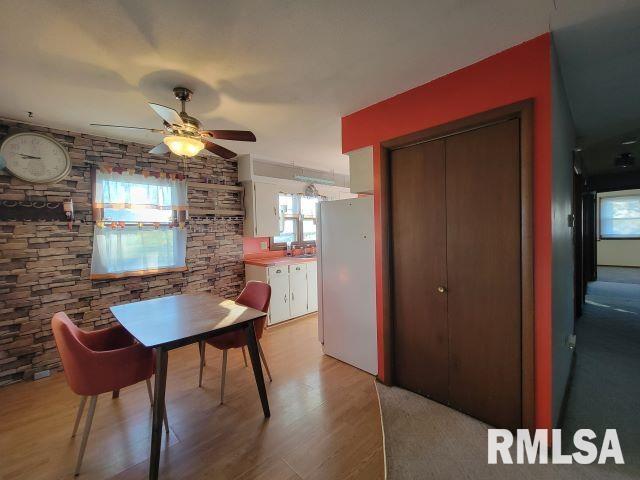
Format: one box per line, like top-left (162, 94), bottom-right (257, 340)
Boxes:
top-left (561, 267), bottom-right (640, 477)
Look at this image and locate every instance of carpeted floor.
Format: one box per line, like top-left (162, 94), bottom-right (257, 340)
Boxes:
top-left (375, 267), bottom-right (640, 479)
top-left (596, 266), bottom-right (640, 284)
top-left (560, 272), bottom-right (640, 479)
top-left (376, 383), bottom-right (633, 479)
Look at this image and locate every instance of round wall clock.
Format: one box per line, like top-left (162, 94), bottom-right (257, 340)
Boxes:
top-left (0, 132), bottom-right (71, 184)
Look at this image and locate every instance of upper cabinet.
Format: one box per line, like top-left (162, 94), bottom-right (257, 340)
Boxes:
top-left (348, 146), bottom-right (374, 194)
top-left (244, 181), bottom-right (279, 237)
top-left (238, 154), bottom-right (357, 238)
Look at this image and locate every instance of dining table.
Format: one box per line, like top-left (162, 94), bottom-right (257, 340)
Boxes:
top-left (110, 292), bottom-right (270, 480)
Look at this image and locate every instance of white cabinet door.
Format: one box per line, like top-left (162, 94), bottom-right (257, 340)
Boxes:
top-left (254, 182), bottom-right (279, 237)
top-left (306, 261), bottom-right (318, 313)
top-left (267, 266), bottom-right (290, 325)
top-left (289, 264), bottom-right (308, 318)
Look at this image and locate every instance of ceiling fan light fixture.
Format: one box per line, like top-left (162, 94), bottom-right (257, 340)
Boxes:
top-left (163, 135), bottom-right (204, 157)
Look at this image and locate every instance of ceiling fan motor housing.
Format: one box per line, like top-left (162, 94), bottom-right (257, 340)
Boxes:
top-left (172, 86), bottom-right (201, 132)
top-left (173, 87), bottom-right (193, 103)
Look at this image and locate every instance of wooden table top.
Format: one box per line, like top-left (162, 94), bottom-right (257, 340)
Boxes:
top-left (110, 293), bottom-right (267, 348)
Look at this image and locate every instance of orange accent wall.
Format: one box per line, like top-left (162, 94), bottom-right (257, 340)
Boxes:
top-left (243, 237), bottom-right (270, 255)
top-left (341, 34), bottom-right (553, 429)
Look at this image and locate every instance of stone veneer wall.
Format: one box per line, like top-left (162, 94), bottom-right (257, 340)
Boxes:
top-left (0, 119), bottom-right (245, 385)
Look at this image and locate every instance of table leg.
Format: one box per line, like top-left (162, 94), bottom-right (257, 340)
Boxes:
top-left (244, 322), bottom-right (270, 418)
top-left (150, 347), bottom-right (168, 480)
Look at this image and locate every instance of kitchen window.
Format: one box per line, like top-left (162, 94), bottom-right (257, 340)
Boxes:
top-left (600, 194), bottom-right (640, 239)
top-left (90, 168), bottom-right (188, 279)
top-left (272, 193), bottom-right (321, 248)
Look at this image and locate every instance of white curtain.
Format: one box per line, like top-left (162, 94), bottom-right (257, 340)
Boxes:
top-left (91, 226), bottom-right (186, 277)
top-left (90, 170), bottom-right (188, 278)
top-left (94, 170), bottom-right (187, 210)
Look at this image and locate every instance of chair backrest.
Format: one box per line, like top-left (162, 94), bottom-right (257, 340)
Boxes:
top-left (236, 281), bottom-right (271, 338)
top-left (51, 312), bottom-right (93, 395)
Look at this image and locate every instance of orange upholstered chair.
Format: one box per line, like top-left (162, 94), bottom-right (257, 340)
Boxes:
top-left (198, 281), bottom-right (272, 403)
top-left (52, 312), bottom-right (167, 476)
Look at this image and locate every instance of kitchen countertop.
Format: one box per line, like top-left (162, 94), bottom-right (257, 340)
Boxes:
top-left (244, 255), bottom-right (317, 267)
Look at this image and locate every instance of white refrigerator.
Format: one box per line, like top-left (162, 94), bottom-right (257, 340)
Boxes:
top-left (317, 197), bottom-right (377, 375)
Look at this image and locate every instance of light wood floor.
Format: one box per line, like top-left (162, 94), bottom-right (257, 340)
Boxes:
top-left (0, 315), bottom-right (384, 480)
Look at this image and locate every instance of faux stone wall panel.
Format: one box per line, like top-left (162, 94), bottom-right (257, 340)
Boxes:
top-left (0, 119), bottom-right (245, 385)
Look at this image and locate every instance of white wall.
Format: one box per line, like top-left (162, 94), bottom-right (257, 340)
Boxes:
top-left (551, 39), bottom-right (576, 426)
top-left (597, 189), bottom-right (640, 267)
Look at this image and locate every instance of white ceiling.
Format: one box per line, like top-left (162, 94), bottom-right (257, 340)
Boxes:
top-left (0, 1), bottom-right (635, 174)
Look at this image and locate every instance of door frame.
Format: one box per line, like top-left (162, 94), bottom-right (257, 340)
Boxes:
top-left (378, 100), bottom-right (535, 429)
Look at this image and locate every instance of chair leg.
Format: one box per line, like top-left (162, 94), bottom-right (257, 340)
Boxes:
top-left (241, 346), bottom-right (248, 367)
top-left (163, 401), bottom-right (170, 434)
top-left (198, 341), bottom-right (206, 388)
top-left (74, 395), bottom-right (97, 476)
top-left (146, 378), bottom-right (154, 406)
top-left (71, 396), bottom-right (87, 438)
top-left (146, 376), bottom-right (169, 433)
top-left (220, 350), bottom-right (228, 404)
top-left (198, 340), bottom-right (206, 366)
top-left (257, 340), bottom-right (272, 382)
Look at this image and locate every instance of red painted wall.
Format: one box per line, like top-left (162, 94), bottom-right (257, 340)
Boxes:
top-left (341, 34), bottom-right (552, 429)
top-left (243, 237), bottom-right (270, 255)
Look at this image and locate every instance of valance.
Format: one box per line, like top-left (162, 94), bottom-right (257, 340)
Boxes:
top-left (94, 169), bottom-right (187, 211)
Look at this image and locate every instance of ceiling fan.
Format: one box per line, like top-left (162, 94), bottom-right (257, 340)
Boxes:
top-left (90, 86), bottom-right (256, 159)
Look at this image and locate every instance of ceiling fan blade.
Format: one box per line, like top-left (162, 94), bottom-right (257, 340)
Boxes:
top-left (149, 143), bottom-right (170, 155)
top-left (201, 130), bottom-right (256, 142)
top-left (148, 103), bottom-right (184, 126)
top-left (90, 123), bottom-right (164, 133)
top-left (204, 141), bottom-right (237, 159)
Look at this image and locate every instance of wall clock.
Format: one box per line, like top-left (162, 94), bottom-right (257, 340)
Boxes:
top-left (0, 132), bottom-right (71, 184)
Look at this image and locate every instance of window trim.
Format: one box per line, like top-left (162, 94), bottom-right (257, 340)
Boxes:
top-left (598, 194), bottom-right (640, 240)
top-left (271, 193), bottom-right (322, 249)
top-left (90, 167), bottom-right (188, 280)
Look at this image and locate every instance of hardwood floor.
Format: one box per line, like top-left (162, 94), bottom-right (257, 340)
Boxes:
top-left (0, 315), bottom-right (384, 480)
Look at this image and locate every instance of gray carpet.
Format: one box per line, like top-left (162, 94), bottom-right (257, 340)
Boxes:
top-left (560, 278), bottom-right (640, 479)
top-left (597, 266), bottom-right (640, 285)
top-left (376, 383), bottom-right (634, 480)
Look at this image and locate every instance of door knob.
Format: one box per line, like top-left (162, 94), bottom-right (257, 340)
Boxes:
top-left (437, 286), bottom-right (447, 293)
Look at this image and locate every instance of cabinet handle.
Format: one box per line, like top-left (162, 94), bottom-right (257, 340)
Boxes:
top-left (276, 269), bottom-right (282, 273)
top-left (295, 266), bottom-right (301, 271)
top-left (291, 292), bottom-right (295, 301)
top-left (284, 293), bottom-right (287, 303)
top-left (274, 206), bottom-right (277, 216)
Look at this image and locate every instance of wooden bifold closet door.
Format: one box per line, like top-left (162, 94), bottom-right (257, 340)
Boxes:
top-left (390, 119), bottom-right (522, 429)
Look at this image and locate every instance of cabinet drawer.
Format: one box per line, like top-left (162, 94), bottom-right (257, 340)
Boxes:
top-left (289, 263), bottom-right (307, 275)
top-left (268, 265), bottom-right (289, 278)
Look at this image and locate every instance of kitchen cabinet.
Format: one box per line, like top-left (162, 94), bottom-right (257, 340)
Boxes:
top-left (289, 264), bottom-right (309, 318)
top-left (306, 261), bottom-right (318, 311)
top-left (267, 266), bottom-right (291, 324)
top-left (347, 145), bottom-right (374, 194)
top-left (243, 181), bottom-right (279, 237)
top-left (245, 260), bottom-right (317, 325)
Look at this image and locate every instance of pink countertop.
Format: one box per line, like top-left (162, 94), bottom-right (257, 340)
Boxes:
top-left (244, 256), bottom-right (317, 267)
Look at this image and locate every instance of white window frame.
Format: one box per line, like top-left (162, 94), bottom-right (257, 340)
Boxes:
top-left (272, 193), bottom-right (322, 249)
top-left (599, 193), bottom-right (640, 240)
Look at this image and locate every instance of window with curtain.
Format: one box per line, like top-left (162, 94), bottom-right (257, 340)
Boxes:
top-left (272, 193), bottom-right (321, 247)
top-left (600, 194), bottom-right (640, 239)
top-left (90, 168), bottom-right (188, 279)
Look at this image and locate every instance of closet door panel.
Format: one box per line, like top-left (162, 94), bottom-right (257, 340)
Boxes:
top-left (445, 119), bottom-right (522, 429)
top-left (390, 140), bottom-right (449, 403)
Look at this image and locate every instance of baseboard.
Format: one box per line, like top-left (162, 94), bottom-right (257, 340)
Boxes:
top-left (597, 264), bottom-right (640, 268)
top-left (556, 347), bottom-right (577, 428)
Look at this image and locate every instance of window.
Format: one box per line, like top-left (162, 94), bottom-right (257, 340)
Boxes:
top-left (272, 193), bottom-right (321, 247)
top-left (90, 168), bottom-right (188, 279)
top-left (600, 194), bottom-right (640, 239)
